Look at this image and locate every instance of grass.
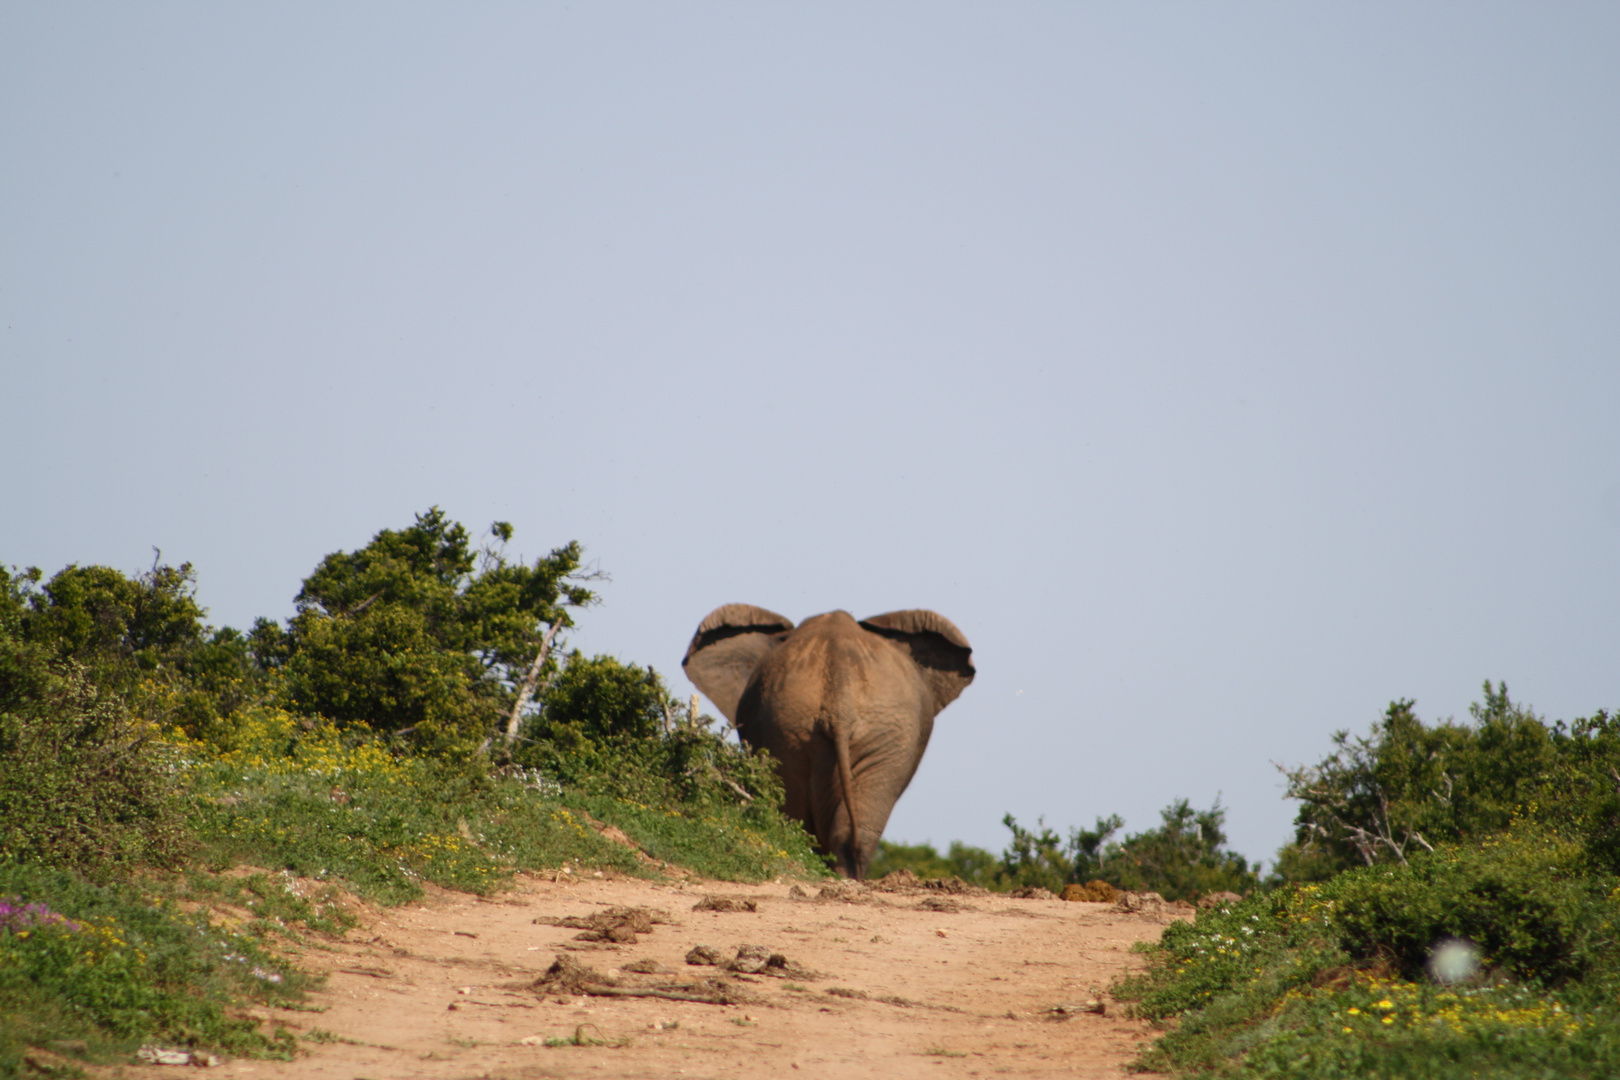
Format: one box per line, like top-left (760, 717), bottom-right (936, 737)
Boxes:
top-left (177, 867), bottom-right (358, 938)
top-left (184, 708), bottom-right (823, 905)
top-left (184, 709), bottom-right (648, 904)
top-left (1113, 827), bottom-right (1620, 1079)
top-left (543, 1025), bottom-right (630, 1048)
top-left (0, 862), bottom-right (304, 1077)
top-left (565, 790), bottom-right (823, 883)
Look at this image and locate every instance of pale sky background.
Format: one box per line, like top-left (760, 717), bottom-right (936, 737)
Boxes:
top-left (4, 4), bottom-right (1617, 870)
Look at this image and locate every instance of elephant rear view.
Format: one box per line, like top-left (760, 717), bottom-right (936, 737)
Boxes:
top-left (683, 604), bottom-right (975, 879)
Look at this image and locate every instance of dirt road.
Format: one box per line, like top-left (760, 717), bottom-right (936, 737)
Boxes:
top-left (212, 873), bottom-right (1180, 1080)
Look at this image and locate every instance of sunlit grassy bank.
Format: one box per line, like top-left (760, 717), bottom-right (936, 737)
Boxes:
top-left (1117, 832), bottom-right (1620, 1078)
top-left (0, 863), bottom-right (307, 1076)
top-left (186, 708), bottom-right (822, 903)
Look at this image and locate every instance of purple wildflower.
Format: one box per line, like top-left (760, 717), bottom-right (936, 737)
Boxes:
top-left (0, 897), bottom-right (83, 933)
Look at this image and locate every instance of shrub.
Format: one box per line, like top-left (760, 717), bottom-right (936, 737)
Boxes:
top-left (1103, 799), bottom-right (1260, 900)
top-left (996, 801), bottom-right (1256, 901)
top-left (1278, 683), bottom-right (1620, 881)
top-left (260, 509), bottom-right (598, 752)
top-left (3, 560), bottom-right (257, 740)
top-left (1118, 811), bottom-right (1620, 1078)
top-left (529, 652), bottom-right (669, 745)
top-left (1327, 828), bottom-right (1613, 986)
top-left (0, 638), bottom-right (189, 877)
top-left (996, 813), bottom-right (1122, 893)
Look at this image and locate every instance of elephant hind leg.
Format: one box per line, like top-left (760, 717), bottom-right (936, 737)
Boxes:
top-left (808, 733), bottom-right (862, 878)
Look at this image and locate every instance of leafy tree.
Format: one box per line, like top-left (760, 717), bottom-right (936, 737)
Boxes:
top-left (3, 559), bottom-right (255, 738)
top-left (996, 802), bottom-right (1256, 901)
top-left (15, 560), bottom-right (205, 676)
top-left (1276, 682), bottom-right (1620, 881)
top-left (530, 653), bottom-right (669, 748)
top-left (999, 813), bottom-right (1124, 894)
top-left (1104, 798), bottom-right (1258, 900)
top-left (261, 508), bottom-right (598, 752)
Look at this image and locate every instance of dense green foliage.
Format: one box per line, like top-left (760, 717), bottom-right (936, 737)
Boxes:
top-left (3, 561), bottom-right (257, 739)
top-left (873, 800), bottom-right (1258, 901)
top-left (526, 652), bottom-right (670, 746)
top-left (252, 509), bottom-right (599, 752)
top-left (1119, 827), bottom-right (1620, 1078)
top-left (1277, 683), bottom-right (1620, 881)
top-left (1123, 689), bottom-right (1620, 1079)
top-left (1, 610), bottom-right (190, 876)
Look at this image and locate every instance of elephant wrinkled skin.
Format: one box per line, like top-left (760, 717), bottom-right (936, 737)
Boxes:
top-left (683, 605), bottom-right (975, 879)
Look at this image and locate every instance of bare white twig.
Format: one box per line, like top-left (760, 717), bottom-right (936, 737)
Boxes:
top-left (504, 620), bottom-right (565, 745)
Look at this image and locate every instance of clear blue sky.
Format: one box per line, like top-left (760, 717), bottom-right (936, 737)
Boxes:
top-left (4, 3), bottom-right (1617, 869)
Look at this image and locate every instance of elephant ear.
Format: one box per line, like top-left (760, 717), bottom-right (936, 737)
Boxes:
top-left (682, 604), bottom-right (796, 724)
top-left (859, 610), bottom-right (976, 711)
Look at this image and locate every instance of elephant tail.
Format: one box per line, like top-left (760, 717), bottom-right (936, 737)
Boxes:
top-left (832, 723), bottom-right (863, 879)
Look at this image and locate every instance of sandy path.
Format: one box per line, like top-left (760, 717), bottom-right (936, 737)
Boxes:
top-left (209, 874), bottom-right (1180, 1080)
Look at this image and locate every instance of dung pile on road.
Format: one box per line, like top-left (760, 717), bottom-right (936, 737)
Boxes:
top-left (869, 868), bottom-right (988, 896)
top-left (533, 905), bottom-right (675, 944)
top-left (686, 943), bottom-right (817, 980)
top-left (789, 869), bottom-right (990, 905)
top-left (1061, 881), bottom-right (1118, 903)
top-left (531, 953), bottom-right (755, 1005)
top-left (691, 896), bottom-right (758, 912)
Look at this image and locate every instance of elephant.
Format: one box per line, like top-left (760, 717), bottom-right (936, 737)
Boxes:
top-left (682, 604), bottom-right (975, 879)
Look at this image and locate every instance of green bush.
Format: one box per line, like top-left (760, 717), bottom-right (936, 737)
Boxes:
top-left (1120, 684), bottom-right (1620, 1078)
top-left (1278, 684), bottom-right (1620, 881)
top-left (996, 813), bottom-right (1123, 893)
top-left (876, 801), bottom-right (1257, 900)
top-left (262, 509), bottom-right (597, 752)
top-left (1118, 822), bottom-right (1620, 1078)
top-left (991, 802), bottom-right (1254, 900)
top-left (1097, 799), bottom-right (1259, 901)
top-left (0, 639), bottom-right (190, 877)
top-left (3, 560), bottom-right (257, 740)
top-left (1329, 829), bottom-right (1612, 986)
top-left (531, 653), bottom-right (668, 744)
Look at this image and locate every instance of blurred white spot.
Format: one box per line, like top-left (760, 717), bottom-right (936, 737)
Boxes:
top-left (1427, 938), bottom-right (1480, 984)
